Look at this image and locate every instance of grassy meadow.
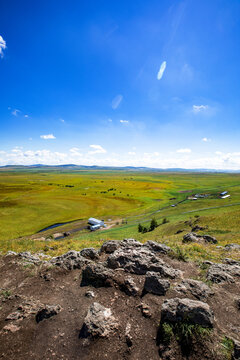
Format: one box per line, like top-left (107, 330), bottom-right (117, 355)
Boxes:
top-left (0, 168), bottom-right (240, 262)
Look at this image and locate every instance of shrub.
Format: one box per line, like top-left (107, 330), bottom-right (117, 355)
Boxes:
top-left (162, 217), bottom-right (169, 224)
top-left (149, 218), bottom-right (158, 231)
top-left (169, 246), bottom-right (188, 262)
top-left (221, 336), bottom-right (234, 360)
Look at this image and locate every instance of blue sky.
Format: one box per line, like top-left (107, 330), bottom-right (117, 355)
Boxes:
top-left (0, 0), bottom-right (240, 169)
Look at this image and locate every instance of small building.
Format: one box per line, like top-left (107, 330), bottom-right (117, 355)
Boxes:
top-left (221, 194), bottom-right (230, 199)
top-left (220, 191), bottom-right (228, 196)
top-left (88, 217), bottom-right (104, 231)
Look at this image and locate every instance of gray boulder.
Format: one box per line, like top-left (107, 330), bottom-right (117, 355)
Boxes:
top-left (81, 263), bottom-right (116, 287)
top-left (183, 232), bottom-right (217, 244)
top-left (183, 232), bottom-right (199, 243)
top-left (120, 277), bottom-right (139, 296)
top-left (79, 302), bottom-right (118, 338)
top-left (225, 243), bottom-right (240, 251)
top-left (50, 251), bottom-right (91, 270)
top-left (107, 247), bottom-right (182, 278)
top-left (143, 241), bottom-right (172, 254)
top-left (18, 252), bottom-right (41, 264)
top-left (144, 272), bottom-right (170, 296)
top-left (120, 238), bottom-right (142, 249)
top-left (207, 263), bottom-right (240, 283)
top-left (36, 304), bottom-right (61, 323)
top-left (175, 279), bottom-right (214, 301)
top-left (202, 235), bottom-right (217, 244)
top-left (161, 298), bottom-right (214, 327)
top-left (100, 240), bottom-right (120, 254)
top-left (80, 248), bottom-right (99, 260)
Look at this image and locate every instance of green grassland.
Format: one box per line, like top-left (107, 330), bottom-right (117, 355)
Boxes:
top-left (0, 168), bottom-right (240, 262)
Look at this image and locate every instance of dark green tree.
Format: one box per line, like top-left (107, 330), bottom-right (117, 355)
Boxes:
top-left (150, 218), bottom-right (158, 231)
top-left (138, 223), bottom-right (143, 232)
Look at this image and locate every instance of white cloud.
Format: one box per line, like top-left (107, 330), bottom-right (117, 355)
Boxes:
top-left (192, 105), bottom-right (208, 113)
top-left (24, 114), bottom-right (29, 118)
top-left (108, 118), bottom-right (112, 122)
top-left (202, 137), bottom-right (211, 142)
top-left (112, 95), bottom-right (123, 109)
top-left (176, 148), bottom-right (192, 153)
top-left (70, 147), bottom-right (83, 156)
top-left (40, 134), bottom-right (56, 140)
top-left (157, 61), bottom-right (167, 80)
top-left (11, 109), bottom-right (21, 116)
top-left (89, 144), bottom-right (106, 154)
top-left (60, 118), bottom-right (65, 123)
top-left (120, 120), bottom-right (129, 124)
top-left (128, 152), bottom-right (136, 155)
top-left (215, 151), bottom-right (222, 155)
top-left (0, 35), bottom-right (6, 58)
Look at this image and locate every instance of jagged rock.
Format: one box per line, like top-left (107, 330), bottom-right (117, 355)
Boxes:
top-left (143, 241), bottom-right (172, 254)
top-left (138, 303), bottom-right (152, 318)
top-left (223, 258), bottom-right (240, 266)
top-left (120, 238), bottom-right (142, 249)
top-left (161, 298), bottom-right (214, 327)
top-left (79, 302), bottom-right (117, 338)
top-left (125, 322), bottom-right (133, 347)
top-left (18, 252), bottom-right (41, 264)
top-left (100, 240), bottom-right (121, 254)
top-left (183, 232), bottom-right (217, 244)
top-left (36, 304), bottom-right (62, 323)
top-left (175, 279), bottom-right (214, 301)
top-left (183, 232), bottom-right (199, 243)
top-left (6, 251), bottom-right (17, 256)
top-left (119, 277), bottom-right (139, 296)
top-left (3, 324), bottom-right (21, 333)
top-left (50, 251), bottom-right (91, 270)
top-left (207, 263), bottom-right (240, 283)
top-left (81, 263), bottom-right (116, 287)
top-left (192, 225), bottom-right (205, 232)
top-left (225, 244), bottom-right (240, 251)
top-left (85, 290), bottom-right (95, 298)
top-left (233, 339), bottom-right (240, 359)
top-left (80, 248), bottom-right (99, 260)
top-left (143, 272), bottom-right (170, 296)
top-left (5, 311), bottom-right (23, 321)
top-left (107, 247), bottom-right (181, 278)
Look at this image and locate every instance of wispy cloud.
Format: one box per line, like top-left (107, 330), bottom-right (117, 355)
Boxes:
top-left (70, 147), bottom-right (82, 156)
top-left (157, 61), bottom-right (167, 80)
top-left (40, 134), bottom-right (56, 139)
top-left (176, 148), bottom-right (192, 153)
top-left (60, 118), bottom-right (65, 123)
top-left (202, 137), bottom-right (211, 142)
top-left (0, 35), bottom-right (6, 58)
top-left (89, 144), bottom-right (106, 154)
top-left (192, 105), bottom-right (208, 113)
top-left (24, 114), bottom-right (29, 118)
top-left (11, 109), bottom-right (21, 116)
top-left (128, 152), bottom-right (136, 155)
top-left (112, 95), bottom-right (123, 109)
top-left (120, 119), bottom-right (129, 124)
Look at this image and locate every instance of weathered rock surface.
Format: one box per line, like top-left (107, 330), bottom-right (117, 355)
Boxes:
top-left (81, 263), bottom-right (116, 288)
top-left (36, 304), bottom-right (62, 323)
top-left (207, 263), bottom-right (240, 283)
top-left (80, 248), bottom-right (99, 260)
top-left (233, 339), bottom-right (240, 360)
top-left (175, 279), bottom-right (214, 301)
top-left (225, 243), bottom-right (240, 251)
top-left (143, 272), bottom-right (170, 296)
top-left (50, 251), bottom-right (91, 270)
top-left (79, 302), bottom-right (117, 338)
top-left (143, 240), bottom-right (172, 254)
top-left (107, 247), bottom-right (182, 278)
top-left (18, 252), bottom-right (41, 264)
top-left (183, 232), bottom-right (217, 244)
top-left (100, 240), bottom-right (121, 254)
top-left (161, 298), bottom-right (214, 327)
top-left (119, 277), bottom-right (140, 296)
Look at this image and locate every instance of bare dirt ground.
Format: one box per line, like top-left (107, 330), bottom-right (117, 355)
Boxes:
top-left (0, 246), bottom-right (239, 360)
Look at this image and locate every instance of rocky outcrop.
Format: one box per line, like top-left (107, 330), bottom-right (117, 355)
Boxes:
top-left (143, 272), bottom-right (170, 296)
top-left (161, 298), bottom-right (214, 327)
top-left (80, 248), bottom-right (99, 260)
top-left (18, 252), bottom-right (41, 264)
top-left (107, 247), bottom-right (182, 278)
top-left (207, 263), bottom-right (240, 283)
top-left (225, 243), bottom-right (240, 251)
top-left (183, 232), bottom-right (217, 244)
top-left (79, 302), bottom-right (118, 338)
top-left (50, 250), bottom-right (91, 270)
top-left (143, 241), bottom-right (172, 254)
top-left (81, 263), bottom-right (116, 288)
top-left (175, 279), bottom-right (214, 301)
top-left (36, 304), bottom-right (62, 323)
top-left (100, 240), bottom-right (121, 254)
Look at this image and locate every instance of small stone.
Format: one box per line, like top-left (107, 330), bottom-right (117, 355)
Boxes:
top-left (36, 304), bottom-right (62, 323)
top-left (144, 272), bottom-right (170, 296)
top-left (85, 290), bottom-right (95, 298)
top-left (3, 324), bottom-right (21, 333)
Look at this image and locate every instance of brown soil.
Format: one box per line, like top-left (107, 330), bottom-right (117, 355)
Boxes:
top-left (0, 251), bottom-right (239, 360)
